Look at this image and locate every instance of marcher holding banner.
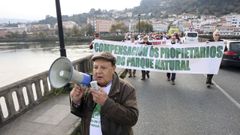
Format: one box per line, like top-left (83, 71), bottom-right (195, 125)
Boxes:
top-left (140, 35), bottom-right (152, 80)
top-left (93, 38), bottom-right (224, 75)
top-left (128, 35), bottom-right (137, 77)
top-left (206, 30), bottom-right (223, 88)
top-left (89, 33), bottom-right (100, 49)
top-left (166, 34), bottom-right (179, 85)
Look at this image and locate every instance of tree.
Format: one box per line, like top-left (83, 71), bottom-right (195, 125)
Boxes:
top-left (71, 26), bottom-right (81, 36)
top-left (110, 22), bottom-right (128, 33)
top-left (136, 21), bottom-right (153, 33)
top-left (80, 24), bottom-right (94, 36)
top-left (38, 32), bottom-right (47, 39)
top-left (22, 31), bottom-right (27, 38)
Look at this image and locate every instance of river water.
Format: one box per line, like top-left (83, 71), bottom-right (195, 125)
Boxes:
top-left (0, 42), bottom-right (92, 88)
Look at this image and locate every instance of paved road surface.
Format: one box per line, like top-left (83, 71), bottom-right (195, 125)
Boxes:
top-left (1, 68), bottom-right (240, 135)
top-left (130, 69), bottom-right (240, 135)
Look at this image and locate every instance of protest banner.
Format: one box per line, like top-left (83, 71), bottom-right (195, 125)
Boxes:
top-left (92, 39), bottom-right (224, 74)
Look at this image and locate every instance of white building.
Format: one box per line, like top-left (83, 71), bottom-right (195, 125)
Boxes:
top-left (217, 26), bottom-right (235, 35)
top-left (31, 24), bottom-right (50, 31)
top-left (223, 14), bottom-right (240, 28)
top-left (181, 13), bottom-right (198, 20)
top-left (54, 21), bottom-right (78, 29)
top-left (126, 12), bottom-right (133, 18)
top-left (200, 24), bottom-right (216, 34)
top-left (151, 21), bottom-right (168, 32)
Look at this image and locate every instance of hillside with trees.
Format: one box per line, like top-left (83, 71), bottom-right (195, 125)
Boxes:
top-left (134, 0), bottom-right (240, 17)
top-left (36, 0), bottom-right (240, 26)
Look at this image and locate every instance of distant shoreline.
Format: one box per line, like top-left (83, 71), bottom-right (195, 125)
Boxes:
top-left (0, 35), bottom-right (125, 44)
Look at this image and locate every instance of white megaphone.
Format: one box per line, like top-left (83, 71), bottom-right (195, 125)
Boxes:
top-left (48, 57), bottom-right (91, 88)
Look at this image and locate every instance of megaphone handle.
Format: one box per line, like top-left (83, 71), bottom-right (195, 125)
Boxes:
top-left (63, 83), bottom-right (72, 91)
top-left (78, 83), bottom-right (88, 89)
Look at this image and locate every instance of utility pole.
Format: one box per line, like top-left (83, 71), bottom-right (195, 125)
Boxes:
top-left (55, 0), bottom-right (66, 57)
top-left (138, 14), bottom-right (141, 34)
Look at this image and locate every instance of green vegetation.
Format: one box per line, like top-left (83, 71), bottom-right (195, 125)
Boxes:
top-left (136, 0), bottom-right (240, 17)
top-left (110, 22), bottom-right (128, 33)
top-left (136, 21), bottom-right (153, 33)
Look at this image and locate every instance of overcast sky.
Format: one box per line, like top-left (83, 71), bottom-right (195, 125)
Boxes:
top-left (0, 0), bottom-right (141, 21)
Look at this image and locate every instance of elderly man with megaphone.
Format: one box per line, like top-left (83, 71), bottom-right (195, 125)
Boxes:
top-left (69, 52), bottom-right (138, 135)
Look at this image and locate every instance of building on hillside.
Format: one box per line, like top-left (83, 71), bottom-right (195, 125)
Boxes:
top-left (217, 26), bottom-right (235, 35)
top-left (181, 13), bottom-right (198, 20)
top-left (233, 28), bottom-right (240, 35)
top-left (217, 26), bottom-right (240, 36)
top-left (126, 12), bottom-right (133, 18)
top-left (87, 17), bottom-right (96, 32)
top-left (0, 24), bottom-right (28, 37)
top-left (191, 20), bottom-right (201, 31)
top-left (31, 24), bottom-right (50, 31)
top-left (128, 19), bottom-right (134, 32)
top-left (200, 24), bottom-right (216, 34)
top-left (151, 21), bottom-right (168, 32)
top-left (0, 28), bottom-right (8, 38)
top-left (180, 19), bottom-right (200, 32)
top-left (200, 18), bottom-right (220, 26)
top-left (28, 24), bottom-right (56, 37)
top-left (54, 21), bottom-right (78, 29)
top-left (95, 19), bottom-right (115, 33)
top-left (224, 14), bottom-right (240, 28)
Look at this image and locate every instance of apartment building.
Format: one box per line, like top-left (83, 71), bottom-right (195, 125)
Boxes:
top-left (95, 19), bottom-right (114, 33)
top-left (151, 21), bottom-right (168, 32)
top-left (225, 14), bottom-right (240, 28)
top-left (54, 21), bottom-right (78, 29)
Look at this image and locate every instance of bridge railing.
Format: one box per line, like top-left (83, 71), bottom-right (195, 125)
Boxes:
top-left (0, 54), bottom-right (93, 127)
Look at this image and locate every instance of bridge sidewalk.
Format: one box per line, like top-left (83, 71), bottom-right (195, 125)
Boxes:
top-left (0, 68), bottom-right (125, 135)
top-left (0, 94), bottom-right (80, 135)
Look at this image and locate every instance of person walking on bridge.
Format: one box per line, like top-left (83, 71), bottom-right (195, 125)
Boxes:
top-left (206, 30), bottom-right (223, 88)
top-left (128, 35), bottom-right (137, 78)
top-left (89, 32), bottom-right (100, 49)
top-left (166, 33), bottom-right (180, 85)
top-left (140, 35), bottom-right (152, 80)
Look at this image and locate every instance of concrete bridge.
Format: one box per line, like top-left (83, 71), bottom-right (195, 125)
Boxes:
top-left (1, 54), bottom-right (240, 135)
top-left (0, 55), bottom-right (93, 135)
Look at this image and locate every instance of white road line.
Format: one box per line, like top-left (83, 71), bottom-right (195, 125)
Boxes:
top-left (204, 75), bottom-right (240, 109)
top-left (213, 80), bottom-right (240, 109)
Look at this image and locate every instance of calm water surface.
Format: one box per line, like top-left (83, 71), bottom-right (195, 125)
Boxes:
top-left (0, 43), bottom-right (92, 88)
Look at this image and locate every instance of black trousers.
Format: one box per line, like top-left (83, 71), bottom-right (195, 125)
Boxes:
top-left (128, 69), bottom-right (136, 76)
top-left (206, 74), bottom-right (214, 84)
top-left (167, 73), bottom-right (176, 81)
top-left (141, 70), bottom-right (149, 79)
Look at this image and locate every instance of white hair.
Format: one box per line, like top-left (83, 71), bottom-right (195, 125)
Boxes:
top-left (213, 29), bottom-right (220, 36)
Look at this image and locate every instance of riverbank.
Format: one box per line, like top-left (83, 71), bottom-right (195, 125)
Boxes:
top-left (0, 35), bottom-right (125, 43)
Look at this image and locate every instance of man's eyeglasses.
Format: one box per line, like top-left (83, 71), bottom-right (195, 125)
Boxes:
top-left (215, 34), bottom-right (220, 36)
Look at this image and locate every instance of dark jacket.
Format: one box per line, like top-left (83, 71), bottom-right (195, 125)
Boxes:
top-left (140, 41), bottom-right (152, 45)
top-left (89, 41), bottom-right (94, 49)
top-left (71, 72), bottom-right (138, 135)
top-left (208, 39), bottom-right (223, 42)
